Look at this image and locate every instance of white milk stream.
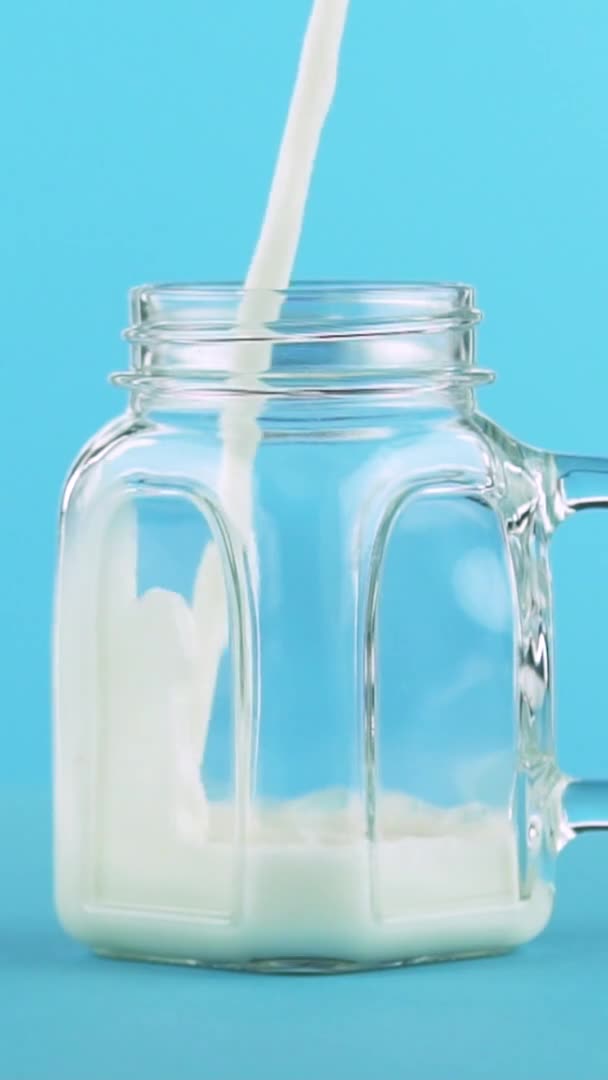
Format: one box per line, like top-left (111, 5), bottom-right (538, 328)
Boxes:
top-left (189, 0), bottom-right (352, 796)
top-left (56, 0), bottom-right (553, 963)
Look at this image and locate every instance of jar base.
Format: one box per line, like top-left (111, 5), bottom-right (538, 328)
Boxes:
top-left (93, 946), bottom-right (512, 974)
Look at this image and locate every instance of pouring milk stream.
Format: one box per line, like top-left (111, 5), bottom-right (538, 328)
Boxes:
top-left (190, 0), bottom-right (352, 796)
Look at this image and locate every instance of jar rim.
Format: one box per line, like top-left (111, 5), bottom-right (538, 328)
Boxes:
top-left (125, 281), bottom-right (481, 345)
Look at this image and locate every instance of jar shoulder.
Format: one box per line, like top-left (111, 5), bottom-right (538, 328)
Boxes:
top-left (60, 410), bottom-right (219, 521)
top-left (60, 413), bottom-right (142, 517)
top-left (465, 412), bottom-right (563, 533)
top-left (59, 406), bottom-right (555, 528)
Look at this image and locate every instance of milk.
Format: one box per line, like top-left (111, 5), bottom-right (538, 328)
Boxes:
top-left (60, 800), bottom-right (552, 966)
top-left (57, 573), bottom-right (552, 964)
top-left (55, 577), bottom-right (553, 965)
top-left (55, 0), bottom-right (553, 966)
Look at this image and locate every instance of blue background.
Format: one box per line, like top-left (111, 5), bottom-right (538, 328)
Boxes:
top-left (2, 0), bottom-right (608, 1076)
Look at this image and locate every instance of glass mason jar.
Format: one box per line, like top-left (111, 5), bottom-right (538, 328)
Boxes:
top-left (54, 283), bottom-right (608, 972)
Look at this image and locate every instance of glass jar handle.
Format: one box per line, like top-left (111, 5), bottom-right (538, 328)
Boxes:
top-left (552, 452), bottom-right (608, 848)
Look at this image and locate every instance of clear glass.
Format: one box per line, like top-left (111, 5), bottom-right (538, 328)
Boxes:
top-left (53, 283), bottom-right (608, 971)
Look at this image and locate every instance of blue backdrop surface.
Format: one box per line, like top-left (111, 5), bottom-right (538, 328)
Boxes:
top-left (2, 1), bottom-right (608, 1077)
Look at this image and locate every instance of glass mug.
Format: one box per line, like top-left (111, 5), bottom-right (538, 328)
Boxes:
top-left (54, 283), bottom-right (608, 972)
